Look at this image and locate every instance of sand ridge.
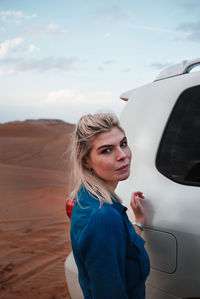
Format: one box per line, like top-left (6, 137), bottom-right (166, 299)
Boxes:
top-left (0, 119), bottom-right (75, 299)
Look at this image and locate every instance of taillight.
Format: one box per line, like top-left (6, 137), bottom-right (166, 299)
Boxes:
top-left (66, 198), bottom-right (75, 219)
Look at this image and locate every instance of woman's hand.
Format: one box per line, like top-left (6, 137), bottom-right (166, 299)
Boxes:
top-left (130, 191), bottom-right (146, 225)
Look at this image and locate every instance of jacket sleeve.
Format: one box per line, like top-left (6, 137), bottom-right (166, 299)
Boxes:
top-left (78, 207), bottom-right (129, 299)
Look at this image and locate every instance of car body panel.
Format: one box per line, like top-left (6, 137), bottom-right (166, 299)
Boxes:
top-left (117, 69), bottom-right (200, 298)
top-left (65, 252), bottom-right (83, 299)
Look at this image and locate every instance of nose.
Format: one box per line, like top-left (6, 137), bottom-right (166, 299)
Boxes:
top-left (116, 147), bottom-right (127, 161)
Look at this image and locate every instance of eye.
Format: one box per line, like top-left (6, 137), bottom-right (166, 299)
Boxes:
top-left (121, 140), bottom-right (128, 147)
top-left (101, 148), bottom-right (112, 154)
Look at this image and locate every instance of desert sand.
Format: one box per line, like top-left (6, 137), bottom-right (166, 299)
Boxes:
top-left (0, 119), bottom-right (75, 299)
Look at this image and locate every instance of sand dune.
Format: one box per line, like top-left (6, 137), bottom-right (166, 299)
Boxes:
top-left (0, 119), bottom-right (75, 299)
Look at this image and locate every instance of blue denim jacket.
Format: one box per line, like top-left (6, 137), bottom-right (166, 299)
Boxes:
top-left (70, 185), bottom-right (150, 299)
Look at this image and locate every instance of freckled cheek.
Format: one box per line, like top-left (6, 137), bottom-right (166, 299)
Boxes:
top-left (95, 158), bottom-right (115, 173)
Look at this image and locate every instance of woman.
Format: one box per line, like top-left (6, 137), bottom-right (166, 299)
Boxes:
top-left (69, 112), bottom-right (150, 299)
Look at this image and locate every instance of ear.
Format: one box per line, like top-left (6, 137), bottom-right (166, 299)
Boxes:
top-left (83, 156), bottom-right (91, 169)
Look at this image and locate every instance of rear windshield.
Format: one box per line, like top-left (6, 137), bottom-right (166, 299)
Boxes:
top-left (156, 85), bottom-right (200, 186)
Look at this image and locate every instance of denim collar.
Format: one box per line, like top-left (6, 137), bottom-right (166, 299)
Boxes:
top-left (112, 200), bottom-right (127, 215)
top-left (79, 184), bottom-right (127, 215)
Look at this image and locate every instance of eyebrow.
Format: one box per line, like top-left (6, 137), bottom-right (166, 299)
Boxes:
top-left (96, 136), bottom-right (127, 151)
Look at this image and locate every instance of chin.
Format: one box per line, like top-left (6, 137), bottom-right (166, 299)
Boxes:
top-left (119, 172), bottom-right (130, 182)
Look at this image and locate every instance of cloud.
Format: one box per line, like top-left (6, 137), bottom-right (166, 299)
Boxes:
top-left (26, 44), bottom-right (39, 54)
top-left (45, 89), bottom-right (120, 106)
top-left (98, 59), bottom-right (116, 71)
top-left (46, 24), bottom-right (69, 35)
top-left (19, 24), bottom-right (44, 38)
top-left (0, 56), bottom-right (79, 73)
top-left (103, 60), bottom-right (115, 65)
top-left (7, 69), bottom-right (18, 76)
top-left (0, 68), bottom-right (18, 76)
top-left (0, 90), bottom-right (125, 123)
top-left (0, 68), bottom-right (4, 76)
top-left (150, 62), bottom-right (173, 70)
top-left (19, 23), bottom-right (69, 38)
top-left (45, 89), bottom-right (85, 104)
top-left (121, 68), bottom-right (132, 73)
top-left (169, 0), bottom-right (200, 10)
top-left (87, 91), bottom-right (118, 105)
top-left (131, 24), bottom-right (174, 33)
top-left (0, 10), bottom-right (37, 24)
top-left (176, 21), bottom-right (200, 42)
top-left (0, 37), bottom-right (24, 57)
top-left (0, 10), bottom-right (23, 18)
top-left (94, 5), bottom-right (132, 24)
top-left (43, 89), bottom-right (125, 123)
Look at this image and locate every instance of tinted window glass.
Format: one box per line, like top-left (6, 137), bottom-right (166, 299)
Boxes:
top-left (156, 85), bottom-right (200, 186)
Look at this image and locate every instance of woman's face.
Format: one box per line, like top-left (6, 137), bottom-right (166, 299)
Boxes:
top-left (85, 127), bottom-right (132, 190)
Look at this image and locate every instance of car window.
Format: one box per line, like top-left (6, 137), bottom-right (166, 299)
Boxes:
top-left (156, 85), bottom-right (200, 186)
top-left (188, 64), bottom-right (200, 73)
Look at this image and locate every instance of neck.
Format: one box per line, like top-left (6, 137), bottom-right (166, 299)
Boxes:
top-left (106, 181), bottom-right (118, 191)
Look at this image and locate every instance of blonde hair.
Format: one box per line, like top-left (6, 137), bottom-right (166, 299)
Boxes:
top-left (69, 112), bottom-right (124, 204)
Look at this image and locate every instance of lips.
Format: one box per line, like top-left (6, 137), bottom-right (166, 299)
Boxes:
top-left (116, 164), bottom-right (129, 172)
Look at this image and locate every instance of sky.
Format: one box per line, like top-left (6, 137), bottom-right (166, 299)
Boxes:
top-left (0, 0), bottom-right (200, 124)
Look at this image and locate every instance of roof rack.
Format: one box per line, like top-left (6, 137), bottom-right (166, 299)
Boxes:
top-left (154, 58), bottom-right (200, 81)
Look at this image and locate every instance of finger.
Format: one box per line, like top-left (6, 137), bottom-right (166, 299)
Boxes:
top-left (135, 191), bottom-right (144, 199)
top-left (131, 192), bottom-right (137, 203)
top-left (133, 192), bottom-right (141, 199)
top-left (134, 196), bottom-right (139, 207)
top-left (131, 193), bottom-right (137, 208)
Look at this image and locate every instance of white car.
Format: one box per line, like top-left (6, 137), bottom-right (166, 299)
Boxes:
top-left (65, 58), bottom-right (200, 299)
